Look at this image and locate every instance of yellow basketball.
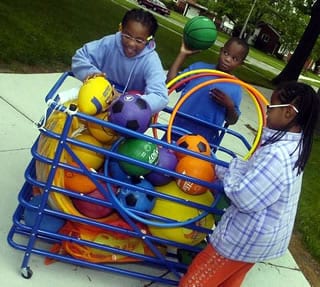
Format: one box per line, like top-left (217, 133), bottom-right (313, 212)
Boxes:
top-left (67, 134), bottom-right (105, 170)
top-left (78, 76), bottom-right (113, 115)
top-left (87, 111), bottom-right (119, 144)
top-left (149, 181), bottom-right (214, 246)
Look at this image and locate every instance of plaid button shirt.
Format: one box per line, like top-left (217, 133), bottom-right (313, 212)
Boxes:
top-left (211, 127), bottom-right (303, 262)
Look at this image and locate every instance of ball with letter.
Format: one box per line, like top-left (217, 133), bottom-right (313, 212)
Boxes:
top-left (175, 155), bottom-right (216, 195)
top-left (116, 138), bottom-right (159, 176)
top-left (183, 16), bottom-right (217, 50)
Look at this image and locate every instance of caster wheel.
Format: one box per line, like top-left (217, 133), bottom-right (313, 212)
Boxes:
top-left (21, 266), bottom-right (33, 279)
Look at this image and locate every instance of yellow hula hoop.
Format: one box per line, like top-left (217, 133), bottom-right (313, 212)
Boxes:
top-left (167, 69), bottom-right (269, 106)
top-left (165, 72), bottom-right (267, 160)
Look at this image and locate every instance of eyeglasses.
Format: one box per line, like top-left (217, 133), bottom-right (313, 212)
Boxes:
top-left (267, 104), bottom-right (299, 113)
top-left (121, 33), bottom-right (152, 45)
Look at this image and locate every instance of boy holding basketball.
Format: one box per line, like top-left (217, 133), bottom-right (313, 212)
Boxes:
top-left (166, 37), bottom-right (249, 144)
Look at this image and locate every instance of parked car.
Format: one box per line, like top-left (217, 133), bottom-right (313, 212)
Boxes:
top-left (138, 0), bottom-right (170, 16)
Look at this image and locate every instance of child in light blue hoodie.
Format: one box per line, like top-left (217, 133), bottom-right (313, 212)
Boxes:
top-left (72, 8), bottom-right (168, 114)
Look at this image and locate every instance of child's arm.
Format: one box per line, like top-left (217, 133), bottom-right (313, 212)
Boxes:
top-left (166, 41), bottom-right (199, 83)
top-left (210, 88), bottom-right (239, 124)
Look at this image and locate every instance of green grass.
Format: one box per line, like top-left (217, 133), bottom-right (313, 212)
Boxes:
top-left (1, 0), bottom-right (320, 263)
top-left (296, 136), bottom-right (320, 262)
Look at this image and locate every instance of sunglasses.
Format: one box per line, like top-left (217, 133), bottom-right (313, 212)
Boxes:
top-left (121, 33), bottom-right (153, 45)
top-left (267, 104), bottom-right (299, 113)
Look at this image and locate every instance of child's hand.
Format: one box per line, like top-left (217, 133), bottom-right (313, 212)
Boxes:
top-left (84, 72), bottom-right (106, 82)
top-left (180, 41), bottom-right (201, 56)
top-left (210, 88), bottom-right (234, 109)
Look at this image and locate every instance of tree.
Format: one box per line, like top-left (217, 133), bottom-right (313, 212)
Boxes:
top-left (272, 0), bottom-right (320, 84)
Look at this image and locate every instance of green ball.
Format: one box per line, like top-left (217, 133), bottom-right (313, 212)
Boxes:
top-left (117, 138), bottom-right (159, 176)
top-left (183, 16), bottom-right (217, 50)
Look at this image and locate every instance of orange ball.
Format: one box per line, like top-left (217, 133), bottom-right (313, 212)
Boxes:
top-left (64, 162), bottom-right (97, 194)
top-left (175, 155), bottom-right (215, 195)
top-left (175, 134), bottom-right (211, 159)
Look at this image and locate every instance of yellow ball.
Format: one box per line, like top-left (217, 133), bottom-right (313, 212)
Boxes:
top-left (67, 134), bottom-right (105, 170)
top-left (149, 181), bottom-right (214, 246)
top-left (78, 77), bottom-right (113, 115)
top-left (87, 112), bottom-right (119, 144)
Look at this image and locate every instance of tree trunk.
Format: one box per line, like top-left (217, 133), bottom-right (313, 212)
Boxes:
top-left (272, 0), bottom-right (320, 85)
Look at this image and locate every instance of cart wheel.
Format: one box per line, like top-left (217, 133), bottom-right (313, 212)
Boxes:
top-left (21, 267), bottom-right (33, 279)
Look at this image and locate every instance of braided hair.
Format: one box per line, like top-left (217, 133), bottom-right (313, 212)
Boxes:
top-left (122, 8), bottom-right (158, 36)
top-left (262, 81), bottom-right (320, 174)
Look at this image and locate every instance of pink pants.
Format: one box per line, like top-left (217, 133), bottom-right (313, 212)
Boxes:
top-left (179, 244), bottom-right (254, 287)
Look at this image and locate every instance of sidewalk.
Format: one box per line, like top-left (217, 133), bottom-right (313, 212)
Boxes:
top-left (0, 72), bottom-right (311, 287)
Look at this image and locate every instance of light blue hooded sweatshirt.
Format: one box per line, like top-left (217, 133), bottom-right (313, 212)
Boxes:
top-left (72, 32), bottom-right (168, 114)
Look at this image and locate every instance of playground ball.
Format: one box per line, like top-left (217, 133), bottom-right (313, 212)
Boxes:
top-left (175, 155), bottom-right (215, 195)
top-left (78, 76), bottom-right (113, 115)
top-left (105, 158), bottom-right (131, 184)
top-left (145, 147), bottom-right (178, 186)
top-left (109, 93), bottom-right (152, 133)
top-left (64, 162), bottom-right (97, 194)
top-left (87, 111), bottom-right (119, 144)
top-left (183, 16), bottom-right (217, 50)
top-left (117, 138), bottom-right (159, 176)
top-left (149, 181), bottom-right (214, 246)
top-left (67, 134), bottom-right (105, 170)
top-left (71, 185), bottom-right (114, 219)
top-left (117, 178), bottom-right (155, 212)
top-left (176, 134), bottom-right (211, 159)
top-left (24, 195), bottom-right (65, 233)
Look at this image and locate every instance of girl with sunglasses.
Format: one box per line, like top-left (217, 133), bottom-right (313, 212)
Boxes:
top-left (179, 81), bottom-right (320, 287)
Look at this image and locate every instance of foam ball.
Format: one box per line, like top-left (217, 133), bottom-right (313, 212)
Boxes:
top-left (183, 16), bottom-right (217, 50)
top-left (78, 76), bottom-right (113, 115)
top-left (24, 195), bottom-right (65, 233)
top-left (67, 134), bottom-right (105, 170)
top-left (87, 111), bottom-right (119, 144)
top-left (175, 156), bottom-right (215, 195)
top-left (71, 185), bottom-right (114, 219)
top-left (145, 147), bottom-right (178, 186)
top-left (149, 181), bottom-right (214, 246)
top-left (116, 138), bottom-right (159, 176)
top-left (109, 93), bottom-right (152, 134)
top-left (64, 162), bottom-right (97, 194)
top-left (117, 178), bottom-right (155, 212)
top-left (176, 134), bottom-right (211, 159)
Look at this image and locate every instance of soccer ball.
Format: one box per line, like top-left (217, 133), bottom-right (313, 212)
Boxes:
top-left (117, 178), bottom-right (155, 212)
top-left (108, 93), bottom-right (152, 134)
top-left (175, 134), bottom-right (211, 159)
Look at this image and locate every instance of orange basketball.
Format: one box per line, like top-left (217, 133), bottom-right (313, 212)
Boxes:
top-left (175, 134), bottom-right (211, 159)
top-left (175, 155), bottom-right (215, 195)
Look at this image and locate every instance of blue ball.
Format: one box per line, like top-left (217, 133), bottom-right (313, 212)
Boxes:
top-left (117, 178), bottom-right (155, 212)
top-left (24, 195), bottom-right (65, 233)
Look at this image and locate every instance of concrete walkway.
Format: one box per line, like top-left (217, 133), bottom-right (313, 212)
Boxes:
top-left (0, 73), bottom-right (311, 287)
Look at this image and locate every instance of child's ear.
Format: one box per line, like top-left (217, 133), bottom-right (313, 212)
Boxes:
top-left (118, 23), bottom-right (122, 32)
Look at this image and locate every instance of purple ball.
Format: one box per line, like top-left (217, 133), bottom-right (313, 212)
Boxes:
top-left (109, 93), bottom-right (152, 134)
top-left (145, 147), bottom-right (178, 186)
